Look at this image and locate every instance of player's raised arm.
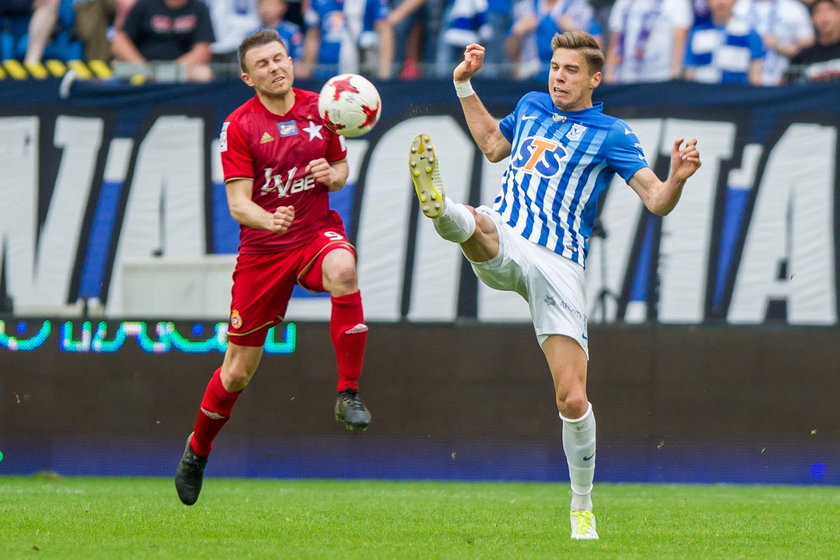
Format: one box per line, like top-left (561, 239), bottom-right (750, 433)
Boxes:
top-left (628, 138), bottom-right (702, 216)
top-left (453, 44), bottom-right (512, 163)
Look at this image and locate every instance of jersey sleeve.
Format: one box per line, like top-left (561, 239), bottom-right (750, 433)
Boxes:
top-left (605, 120), bottom-right (649, 182)
top-left (220, 118), bottom-right (253, 182)
top-left (324, 128), bottom-right (348, 163)
top-left (499, 94), bottom-right (529, 143)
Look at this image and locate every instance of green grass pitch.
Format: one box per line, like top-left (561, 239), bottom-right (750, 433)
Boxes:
top-left (1, 475), bottom-right (838, 559)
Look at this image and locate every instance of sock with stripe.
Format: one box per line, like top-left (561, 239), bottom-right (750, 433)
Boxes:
top-left (331, 290), bottom-right (368, 392)
top-left (560, 402), bottom-right (596, 510)
top-left (190, 367), bottom-right (243, 457)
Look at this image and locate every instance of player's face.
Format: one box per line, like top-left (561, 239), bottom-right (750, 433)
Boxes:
top-left (548, 49), bottom-right (601, 112)
top-left (241, 41), bottom-right (294, 97)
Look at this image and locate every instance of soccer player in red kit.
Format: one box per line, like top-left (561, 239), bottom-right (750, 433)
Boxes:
top-left (175, 28), bottom-right (372, 506)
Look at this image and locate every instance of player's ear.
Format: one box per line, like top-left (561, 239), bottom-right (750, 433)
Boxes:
top-left (241, 72), bottom-right (254, 87)
top-left (590, 71), bottom-right (602, 89)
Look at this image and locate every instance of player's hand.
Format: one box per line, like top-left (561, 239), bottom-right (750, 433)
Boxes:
top-left (670, 138), bottom-right (701, 181)
top-left (270, 205), bottom-right (295, 234)
top-left (306, 158), bottom-right (336, 187)
top-left (453, 43), bottom-right (485, 82)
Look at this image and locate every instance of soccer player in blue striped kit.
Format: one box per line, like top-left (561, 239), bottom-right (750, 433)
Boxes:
top-left (409, 30), bottom-right (702, 540)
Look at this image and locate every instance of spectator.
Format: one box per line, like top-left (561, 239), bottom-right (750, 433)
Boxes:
top-left (434, 0), bottom-right (492, 76)
top-left (1, 0), bottom-right (61, 64)
top-left (605, 0), bottom-right (693, 83)
top-left (388, 0), bottom-right (446, 80)
top-left (205, 0), bottom-right (260, 63)
top-left (484, 0), bottom-right (514, 76)
top-left (683, 0), bottom-right (765, 84)
top-left (787, 0), bottom-right (840, 82)
top-left (302, 0), bottom-right (395, 79)
top-left (253, 0), bottom-right (304, 61)
top-left (734, 0), bottom-right (814, 84)
top-left (506, 0), bottom-right (601, 80)
top-left (111, 0), bottom-right (216, 81)
top-left (73, 0), bottom-right (137, 61)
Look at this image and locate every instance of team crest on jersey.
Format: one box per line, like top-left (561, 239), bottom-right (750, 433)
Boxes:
top-left (510, 136), bottom-right (568, 177)
top-left (565, 123), bottom-right (587, 142)
top-left (277, 121), bottom-right (298, 137)
top-left (230, 309), bottom-right (242, 329)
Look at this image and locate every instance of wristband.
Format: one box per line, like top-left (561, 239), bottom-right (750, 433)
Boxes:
top-left (453, 79), bottom-right (475, 98)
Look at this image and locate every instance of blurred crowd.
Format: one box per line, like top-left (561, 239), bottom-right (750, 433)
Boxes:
top-left (1, 0), bottom-right (838, 84)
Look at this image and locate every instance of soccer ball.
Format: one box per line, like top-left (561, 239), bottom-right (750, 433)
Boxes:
top-left (317, 73), bottom-right (382, 138)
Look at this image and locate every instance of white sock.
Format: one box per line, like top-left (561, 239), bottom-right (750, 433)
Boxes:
top-left (432, 197), bottom-right (475, 243)
top-left (560, 403), bottom-right (596, 510)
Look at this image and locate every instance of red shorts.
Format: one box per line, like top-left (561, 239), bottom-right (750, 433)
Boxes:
top-left (227, 226), bottom-right (355, 346)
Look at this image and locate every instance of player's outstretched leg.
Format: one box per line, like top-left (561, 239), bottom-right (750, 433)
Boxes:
top-left (335, 389), bottom-right (372, 430)
top-left (409, 134), bottom-right (476, 243)
top-left (174, 432), bottom-right (208, 505)
top-left (570, 510), bottom-right (599, 540)
top-left (409, 133), bottom-right (446, 218)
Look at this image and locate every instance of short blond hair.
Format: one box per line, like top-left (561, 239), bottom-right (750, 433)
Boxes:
top-left (551, 31), bottom-right (605, 74)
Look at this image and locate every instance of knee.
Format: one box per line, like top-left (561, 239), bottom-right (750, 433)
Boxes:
top-left (326, 262), bottom-right (358, 295)
top-left (221, 365), bottom-right (253, 392)
top-left (556, 391), bottom-right (588, 420)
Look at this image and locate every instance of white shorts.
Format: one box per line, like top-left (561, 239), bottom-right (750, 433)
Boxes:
top-left (468, 206), bottom-right (589, 357)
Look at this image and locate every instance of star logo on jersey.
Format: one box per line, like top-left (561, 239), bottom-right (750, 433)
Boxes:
top-left (302, 120), bottom-right (323, 141)
top-left (277, 120), bottom-right (298, 137)
top-left (260, 132), bottom-right (274, 144)
top-left (566, 123), bottom-right (588, 142)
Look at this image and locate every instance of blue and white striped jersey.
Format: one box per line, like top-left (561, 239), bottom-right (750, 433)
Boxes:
top-left (497, 92), bottom-right (649, 266)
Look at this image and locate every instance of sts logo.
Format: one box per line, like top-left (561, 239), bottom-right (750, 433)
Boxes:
top-left (510, 136), bottom-right (568, 177)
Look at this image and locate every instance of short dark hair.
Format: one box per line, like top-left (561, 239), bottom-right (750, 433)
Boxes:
top-left (238, 29), bottom-right (287, 73)
top-left (550, 31), bottom-right (605, 74)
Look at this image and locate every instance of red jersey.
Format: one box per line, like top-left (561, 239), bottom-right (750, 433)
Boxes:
top-left (220, 88), bottom-right (348, 253)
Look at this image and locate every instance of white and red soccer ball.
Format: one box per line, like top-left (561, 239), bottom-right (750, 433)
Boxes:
top-left (317, 73), bottom-right (381, 138)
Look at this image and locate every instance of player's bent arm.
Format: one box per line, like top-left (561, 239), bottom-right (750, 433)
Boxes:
top-left (628, 137), bottom-right (701, 215)
top-left (307, 158), bottom-right (349, 192)
top-left (627, 167), bottom-right (685, 216)
top-left (225, 178), bottom-right (275, 230)
top-left (459, 95), bottom-right (512, 163)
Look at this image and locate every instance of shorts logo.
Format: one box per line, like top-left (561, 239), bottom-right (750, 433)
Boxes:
top-left (278, 121), bottom-right (298, 137)
top-left (230, 309), bottom-right (243, 329)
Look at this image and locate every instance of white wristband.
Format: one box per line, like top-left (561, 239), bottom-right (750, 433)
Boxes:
top-left (453, 79), bottom-right (475, 98)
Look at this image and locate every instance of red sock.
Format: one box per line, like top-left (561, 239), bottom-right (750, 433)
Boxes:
top-left (189, 367), bottom-right (242, 456)
top-left (330, 290), bottom-right (368, 392)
